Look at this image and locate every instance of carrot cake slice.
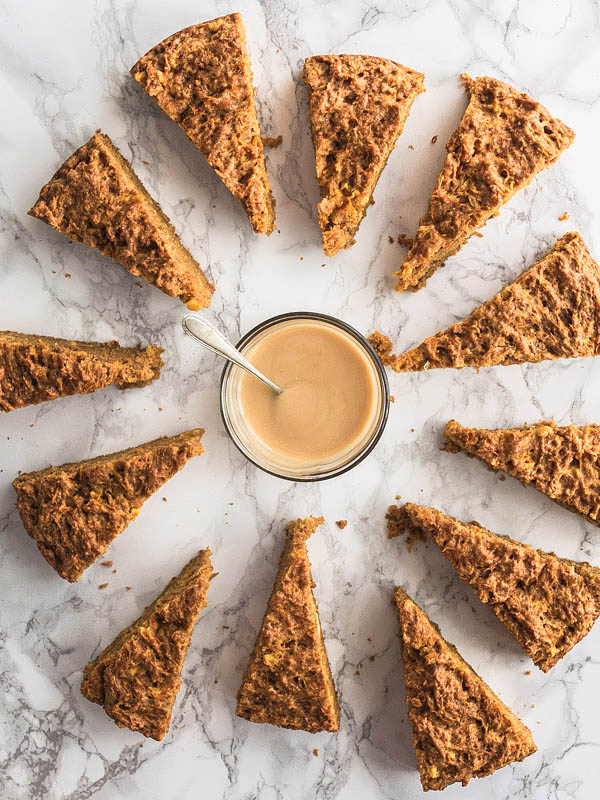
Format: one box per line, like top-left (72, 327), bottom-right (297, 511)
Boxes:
top-left (29, 131), bottom-right (213, 310)
top-left (81, 548), bottom-right (215, 740)
top-left (13, 429), bottom-right (204, 582)
top-left (444, 419), bottom-right (600, 528)
top-left (394, 586), bottom-right (536, 790)
top-left (393, 74), bottom-right (574, 291)
top-left (373, 233), bottom-right (600, 372)
top-left (303, 54), bottom-right (424, 256)
top-left (236, 516), bottom-right (339, 732)
top-left (0, 331), bottom-right (163, 412)
top-left (391, 503), bottom-right (600, 671)
top-left (131, 13), bottom-right (275, 235)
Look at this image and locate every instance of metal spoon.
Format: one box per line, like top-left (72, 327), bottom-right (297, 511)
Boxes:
top-left (181, 313), bottom-right (284, 395)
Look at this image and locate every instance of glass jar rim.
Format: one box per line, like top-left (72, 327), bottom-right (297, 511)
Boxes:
top-left (219, 311), bottom-right (390, 482)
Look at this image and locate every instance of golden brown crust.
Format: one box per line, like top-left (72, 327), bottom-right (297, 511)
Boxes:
top-left (395, 503), bottom-right (600, 671)
top-left (81, 549), bottom-right (214, 740)
top-left (444, 419), bottom-right (600, 528)
top-left (0, 330), bottom-right (163, 412)
top-left (131, 13), bottom-right (275, 235)
top-left (394, 75), bottom-right (574, 291)
top-left (394, 587), bottom-right (536, 791)
top-left (29, 132), bottom-right (213, 309)
top-left (13, 430), bottom-right (204, 582)
top-left (378, 233), bottom-right (600, 372)
top-left (303, 54), bottom-right (424, 256)
top-left (236, 516), bottom-right (340, 732)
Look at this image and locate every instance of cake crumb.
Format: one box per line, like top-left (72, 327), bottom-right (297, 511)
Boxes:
top-left (368, 331), bottom-right (398, 368)
top-left (313, 748), bottom-right (319, 757)
top-left (388, 235), bottom-right (395, 244)
top-left (390, 395), bottom-right (395, 403)
top-left (101, 560), bottom-right (113, 567)
top-left (336, 520), bottom-right (347, 529)
top-left (98, 583), bottom-right (108, 590)
top-left (408, 144), bottom-right (414, 150)
top-left (263, 135), bottom-right (282, 148)
top-left (223, 625), bottom-right (230, 629)
top-left (126, 586), bottom-right (132, 591)
top-left (431, 134), bottom-right (438, 144)
top-left (473, 231), bottom-right (484, 238)
top-left (135, 281), bottom-right (143, 287)
top-left (162, 497), bottom-right (167, 502)
top-left (558, 212), bottom-right (569, 221)
top-left (525, 670), bottom-right (531, 676)
top-left (397, 233), bottom-right (414, 248)
top-left (368, 655), bottom-right (375, 662)
top-left (64, 273), bottom-right (71, 278)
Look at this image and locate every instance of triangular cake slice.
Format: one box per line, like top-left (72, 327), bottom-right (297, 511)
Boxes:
top-left (13, 429), bottom-right (205, 582)
top-left (0, 330), bottom-right (163, 412)
top-left (391, 503), bottom-right (600, 671)
top-left (303, 54), bottom-right (424, 256)
top-left (394, 74), bottom-right (574, 291)
top-left (444, 419), bottom-right (600, 528)
top-left (131, 13), bottom-right (275, 235)
top-left (373, 233), bottom-right (600, 372)
top-left (236, 516), bottom-right (339, 732)
top-left (81, 548), bottom-right (215, 740)
top-left (29, 132), bottom-right (213, 309)
top-left (394, 586), bottom-right (536, 790)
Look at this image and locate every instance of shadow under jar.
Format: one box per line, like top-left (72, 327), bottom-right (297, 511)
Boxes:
top-left (220, 312), bottom-right (390, 481)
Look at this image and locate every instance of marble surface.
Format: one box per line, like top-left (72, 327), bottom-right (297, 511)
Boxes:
top-left (1, 0), bottom-right (600, 797)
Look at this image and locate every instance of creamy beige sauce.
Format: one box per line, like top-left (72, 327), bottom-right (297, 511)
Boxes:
top-left (239, 322), bottom-right (378, 462)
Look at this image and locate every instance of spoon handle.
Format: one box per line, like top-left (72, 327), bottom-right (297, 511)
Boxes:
top-left (181, 313), bottom-right (284, 395)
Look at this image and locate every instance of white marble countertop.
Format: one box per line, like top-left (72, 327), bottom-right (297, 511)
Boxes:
top-left (2, 1), bottom-right (600, 798)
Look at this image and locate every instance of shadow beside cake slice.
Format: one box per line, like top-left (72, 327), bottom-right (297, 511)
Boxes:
top-left (0, 330), bottom-right (163, 412)
top-left (13, 429), bottom-right (205, 582)
top-left (28, 131), bottom-right (213, 309)
top-left (81, 548), bottom-right (215, 740)
top-left (371, 232), bottom-right (600, 372)
top-left (303, 54), bottom-right (424, 256)
top-left (131, 13), bottom-right (275, 235)
top-left (236, 516), bottom-right (340, 732)
top-left (390, 503), bottom-right (600, 671)
top-left (394, 586), bottom-right (536, 791)
top-left (393, 74), bottom-right (574, 291)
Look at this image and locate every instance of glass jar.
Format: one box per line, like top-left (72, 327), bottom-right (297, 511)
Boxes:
top-left (220, 312), bottom-right (389, 481)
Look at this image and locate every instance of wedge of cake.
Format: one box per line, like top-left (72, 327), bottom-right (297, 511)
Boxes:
top-left (391, 503), bottom-right (600, 671)
top-left (394, 74), bottom-right (574, 291)
top-left (394, 586), bottom-right (536, 790)
top-left (29, 132), bottom-right (213, 309)
top-left (236, 516), bottom-right (339, 732)
top-left (0, 331), bottom-right (163, 412)
top-left (131, 13), bottom-right (275, 235)
top-left (81, 548), bottom-right (215, 740)
top-left (373, 232), bottom-right (600, 372)
top-left (13, 429), bottom-right (204, 582)
top-left (303, 54), bottom-right (424, 256)
top-left (444, 420), bottom-right (600, 528)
